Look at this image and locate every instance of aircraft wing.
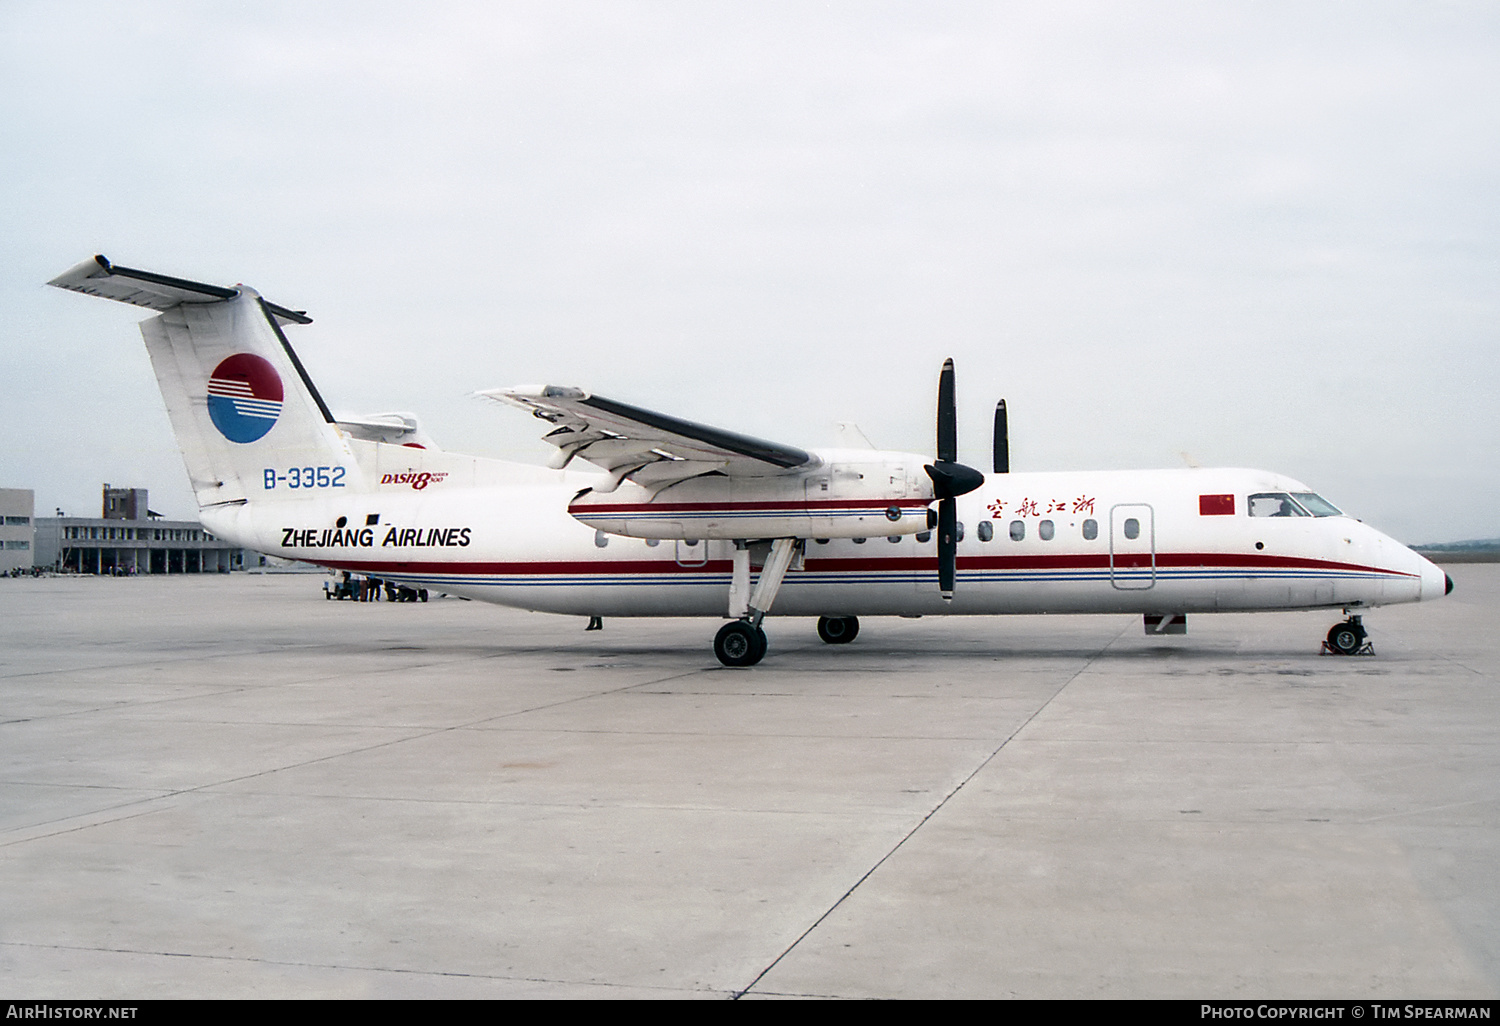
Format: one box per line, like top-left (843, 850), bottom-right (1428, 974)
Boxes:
top-left (478, 385), bottom-right (817, 489)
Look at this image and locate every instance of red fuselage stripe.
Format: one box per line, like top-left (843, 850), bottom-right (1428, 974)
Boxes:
top-left (315, 551), bottom-right (1416, 578)
top-left (571, 498), bottom-right (930, 513)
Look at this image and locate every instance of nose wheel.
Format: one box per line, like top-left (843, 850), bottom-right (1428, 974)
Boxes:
top-left (715, 620), bottom-right (768, 667)
top-left (1324, 617), bottom-right (1371, 656)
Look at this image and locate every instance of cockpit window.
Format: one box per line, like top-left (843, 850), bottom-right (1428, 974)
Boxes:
top-left (1289, 492), bottom-right (1341, 517)
top-left (1248, 493), bottom-right (1308, 517)
top-left (1248, 492), bottom-right (1342, 517)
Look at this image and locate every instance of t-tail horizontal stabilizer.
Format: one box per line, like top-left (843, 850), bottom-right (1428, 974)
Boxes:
top-left (49, 255), bottom-right (312, 325)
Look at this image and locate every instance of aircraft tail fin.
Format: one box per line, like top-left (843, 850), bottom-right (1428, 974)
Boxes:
top-left (49, 256), bottom-right (363, 508)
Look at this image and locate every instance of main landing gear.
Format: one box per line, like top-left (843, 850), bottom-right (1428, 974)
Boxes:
top-left (714, 616), bottom-right (862, 666)
top-left (714, 620), bottom-right (768, 667)
top-left (714, 538), bottom-right (801, 667)
top-left (817, 615), bottom-right (859, 644)
top-left (1323, 615), bottom-right (1371, 656)
top-left (712, 541), bottom-right (867, 667)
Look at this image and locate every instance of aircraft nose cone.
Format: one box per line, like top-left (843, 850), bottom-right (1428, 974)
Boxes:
top-left (1417, 556), bottom-right (1450, 602)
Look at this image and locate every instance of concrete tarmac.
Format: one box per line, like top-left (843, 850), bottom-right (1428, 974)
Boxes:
top-left (1, 568), bottom-right (1497, 999)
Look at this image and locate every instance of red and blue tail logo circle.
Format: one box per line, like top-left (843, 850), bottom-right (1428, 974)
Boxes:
top-left (207, 354), bottom-right (284, 443)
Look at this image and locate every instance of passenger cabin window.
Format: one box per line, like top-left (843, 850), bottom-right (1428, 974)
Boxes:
top-left (1123, 518), bottom-right (1140, 540)
top-left (956, 522), bottom-right (965, 542)
top-left (1009, 520), bottom-right (1025, 541)
top-left (1039, 520), bottom-right (1055, 541)
top-left (1082, 519), bottom-right (1098, 540)
top-left (977, 521), bottom-right (993, 542)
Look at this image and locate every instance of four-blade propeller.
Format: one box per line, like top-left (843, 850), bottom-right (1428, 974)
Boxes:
top-left (924, 358), bottom-right (986, 600)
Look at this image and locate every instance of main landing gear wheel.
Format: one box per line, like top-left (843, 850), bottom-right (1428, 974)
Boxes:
top-left (1326, 620), bottom-right (1367, 656)
top-left (715, 621), bottom-right (768, 667)
top-left (816, 616), bottom-right (860, 644)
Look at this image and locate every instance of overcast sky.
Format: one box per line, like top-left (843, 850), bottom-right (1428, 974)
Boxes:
top-left (4, 1), bottom-right (1497, 543)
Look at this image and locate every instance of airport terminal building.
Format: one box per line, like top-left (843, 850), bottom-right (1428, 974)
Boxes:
top-left (1, 488), bottom-right (36, 574)
top-left (17, 485), bottom-right (246, 575)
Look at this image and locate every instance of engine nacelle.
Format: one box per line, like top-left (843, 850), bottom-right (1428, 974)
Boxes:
top-left (569, 450), bottom-right (936, 541)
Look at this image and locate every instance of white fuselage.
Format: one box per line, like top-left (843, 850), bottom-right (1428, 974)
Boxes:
top-left (45, 260), bottom-right (1447, 637)
top-left (205, 445), bottom-right (1447, 620)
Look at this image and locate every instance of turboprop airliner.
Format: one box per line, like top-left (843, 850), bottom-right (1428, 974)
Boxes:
top-left (48, 256), bottom-right (1452, 666)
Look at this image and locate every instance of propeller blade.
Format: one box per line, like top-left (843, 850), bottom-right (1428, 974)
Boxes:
top-left (993, 399), bottom-right (1009, 474)
top-left (929, 358), bottom-right (981, 601)
top-left (936, 358), bottom-right (956, 464)
top-left (938, 497), bottom-right (957, 600)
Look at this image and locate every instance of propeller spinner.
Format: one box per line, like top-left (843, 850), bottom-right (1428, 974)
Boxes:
top-left (924, 358), bottom-right (985, 600)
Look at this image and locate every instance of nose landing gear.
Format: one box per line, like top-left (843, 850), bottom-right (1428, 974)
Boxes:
top-left (1323, 616), bottom-right (1372, 656)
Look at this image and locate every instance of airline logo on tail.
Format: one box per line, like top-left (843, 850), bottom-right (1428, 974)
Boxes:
top-left (207, 354), bottom-right (283, 443)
